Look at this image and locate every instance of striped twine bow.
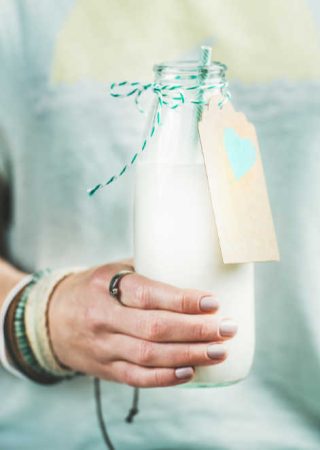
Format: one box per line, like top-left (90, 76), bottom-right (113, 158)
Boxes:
top-left (87, 78), bottom-right (230, 196)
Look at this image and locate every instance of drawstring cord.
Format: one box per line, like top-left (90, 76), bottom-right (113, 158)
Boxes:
top-left (125, 387), bottom-right (140, 423)
top-left (94, 377), bottom-right (140, 450)
top-left (94, 378), bottom-right (115, 450)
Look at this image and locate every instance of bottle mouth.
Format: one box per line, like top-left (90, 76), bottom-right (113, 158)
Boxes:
top-left (153, 60), bottom-right (227, 79)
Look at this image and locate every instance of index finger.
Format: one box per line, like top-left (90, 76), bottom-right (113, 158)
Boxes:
top-left (118, 273), bottom-right (219, 314)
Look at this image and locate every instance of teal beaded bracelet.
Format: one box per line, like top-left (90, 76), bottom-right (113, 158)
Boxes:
top-left (4, 277), bottom-right (60, 384)
top-left (13, 269), bottom-right (64, 382)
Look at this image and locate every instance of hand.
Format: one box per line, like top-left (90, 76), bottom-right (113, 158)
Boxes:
top-left (49, 262), bottom-right (237, 388)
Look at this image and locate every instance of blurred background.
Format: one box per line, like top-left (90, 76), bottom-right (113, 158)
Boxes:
top-left (51, 0), bottom-right (320, 83)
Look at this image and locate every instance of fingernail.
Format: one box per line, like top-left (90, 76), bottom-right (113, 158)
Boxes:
top-left (207, 344), bottom-right (227, 360)
top-left (200, 296), bottom-right (219, 312)
top-left (175, 367), bottom-right (194, 379)
top-left (219, 319), bottom-right (238, 337)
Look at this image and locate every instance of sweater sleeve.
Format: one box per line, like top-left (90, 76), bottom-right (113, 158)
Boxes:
top-left (0, 0), bottom-right (23, 255)
top-left (0, 132), bottom-right (9, 182)
top-left (0, 132), bottom-right (10, 256)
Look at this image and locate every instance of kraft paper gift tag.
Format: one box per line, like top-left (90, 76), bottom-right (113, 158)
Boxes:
top-left (198, 98), bottom-right (280, 264)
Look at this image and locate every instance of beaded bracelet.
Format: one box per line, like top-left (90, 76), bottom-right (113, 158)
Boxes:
top-left (0, 274), bottom-right (32, 379)
top-left (4, 268), bottom-right (83, 383)
top-left (15, 270), bottom-right (65, 383)
top-left (4, 286), bottom-right (59, 385)
top-left (14, 270), bottom-right (49, 372)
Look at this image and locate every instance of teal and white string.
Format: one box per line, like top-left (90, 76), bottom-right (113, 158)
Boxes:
top-left (88, 75), bottom-right (230, 196)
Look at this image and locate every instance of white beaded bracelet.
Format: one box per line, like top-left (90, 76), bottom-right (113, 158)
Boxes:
top-left (0, 275), bottom-right (33, 379)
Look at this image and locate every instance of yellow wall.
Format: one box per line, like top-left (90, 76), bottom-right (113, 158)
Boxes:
top-left (51, 0), bottom-right (320, 83)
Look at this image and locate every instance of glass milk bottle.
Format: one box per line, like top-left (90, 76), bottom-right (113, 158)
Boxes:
top-left (134, 60), bottom-right (254, 387)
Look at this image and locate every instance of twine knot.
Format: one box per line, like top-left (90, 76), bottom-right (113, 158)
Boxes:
top-left (88, 78), bottom-right (230, 196)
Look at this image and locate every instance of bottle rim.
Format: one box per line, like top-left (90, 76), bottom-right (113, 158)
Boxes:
top-left (153, 60), bottom-right (227, 78)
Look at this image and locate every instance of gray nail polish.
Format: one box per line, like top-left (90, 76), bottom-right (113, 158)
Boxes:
top-left (200, 296), bottom-right (219, 311)
top-left (219, 319), bottom-right (238, 337)
top-left (207, 344), bottom-right (227, 360)
top-left (175, 367), bottom-right (194, 379)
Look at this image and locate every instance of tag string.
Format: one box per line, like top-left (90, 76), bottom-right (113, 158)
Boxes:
top-left (88, 77), bottom-right (231, 196)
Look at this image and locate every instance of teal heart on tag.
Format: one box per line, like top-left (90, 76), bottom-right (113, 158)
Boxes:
top-left (224, 128), bottom-right (256, 180)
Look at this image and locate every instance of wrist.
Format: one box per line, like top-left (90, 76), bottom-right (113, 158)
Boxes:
top-left (0, 274), bottom-right (33, 378)
top-left (0, 270), bottom-right (28, 307)
top-left (5, 271), bottom-right (61, 384)
top-left (1, 267), bottom-right (84, 383)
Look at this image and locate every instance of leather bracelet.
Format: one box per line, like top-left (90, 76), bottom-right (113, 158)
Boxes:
top-left (0, 275), bottom-right (33, 379)
top-left (25, 268), bottom-right (79, 377)
top-left (4, 292), bottom-right (59, 385)
top-left (2, 269), bottom-right (82, 384)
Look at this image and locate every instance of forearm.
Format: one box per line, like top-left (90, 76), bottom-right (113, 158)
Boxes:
top-left (0, 258), bottom-right (27, 308)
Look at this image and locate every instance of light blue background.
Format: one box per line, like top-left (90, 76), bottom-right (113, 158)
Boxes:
top-left (0, 1), bottom-right (320, 449)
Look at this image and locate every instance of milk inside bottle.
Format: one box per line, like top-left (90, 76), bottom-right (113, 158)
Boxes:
top-left (134, 56), bottom-right (255, 387)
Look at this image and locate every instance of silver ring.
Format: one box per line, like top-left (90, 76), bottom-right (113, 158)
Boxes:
top-left (109, 269), bottom-right (135, 304)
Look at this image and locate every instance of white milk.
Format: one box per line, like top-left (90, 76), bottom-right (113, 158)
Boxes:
top-left (134, 162), bottom-right (255, 386)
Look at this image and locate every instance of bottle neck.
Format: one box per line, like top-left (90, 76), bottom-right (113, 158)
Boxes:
top-left (136, 60), bottom-right (229, 167)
